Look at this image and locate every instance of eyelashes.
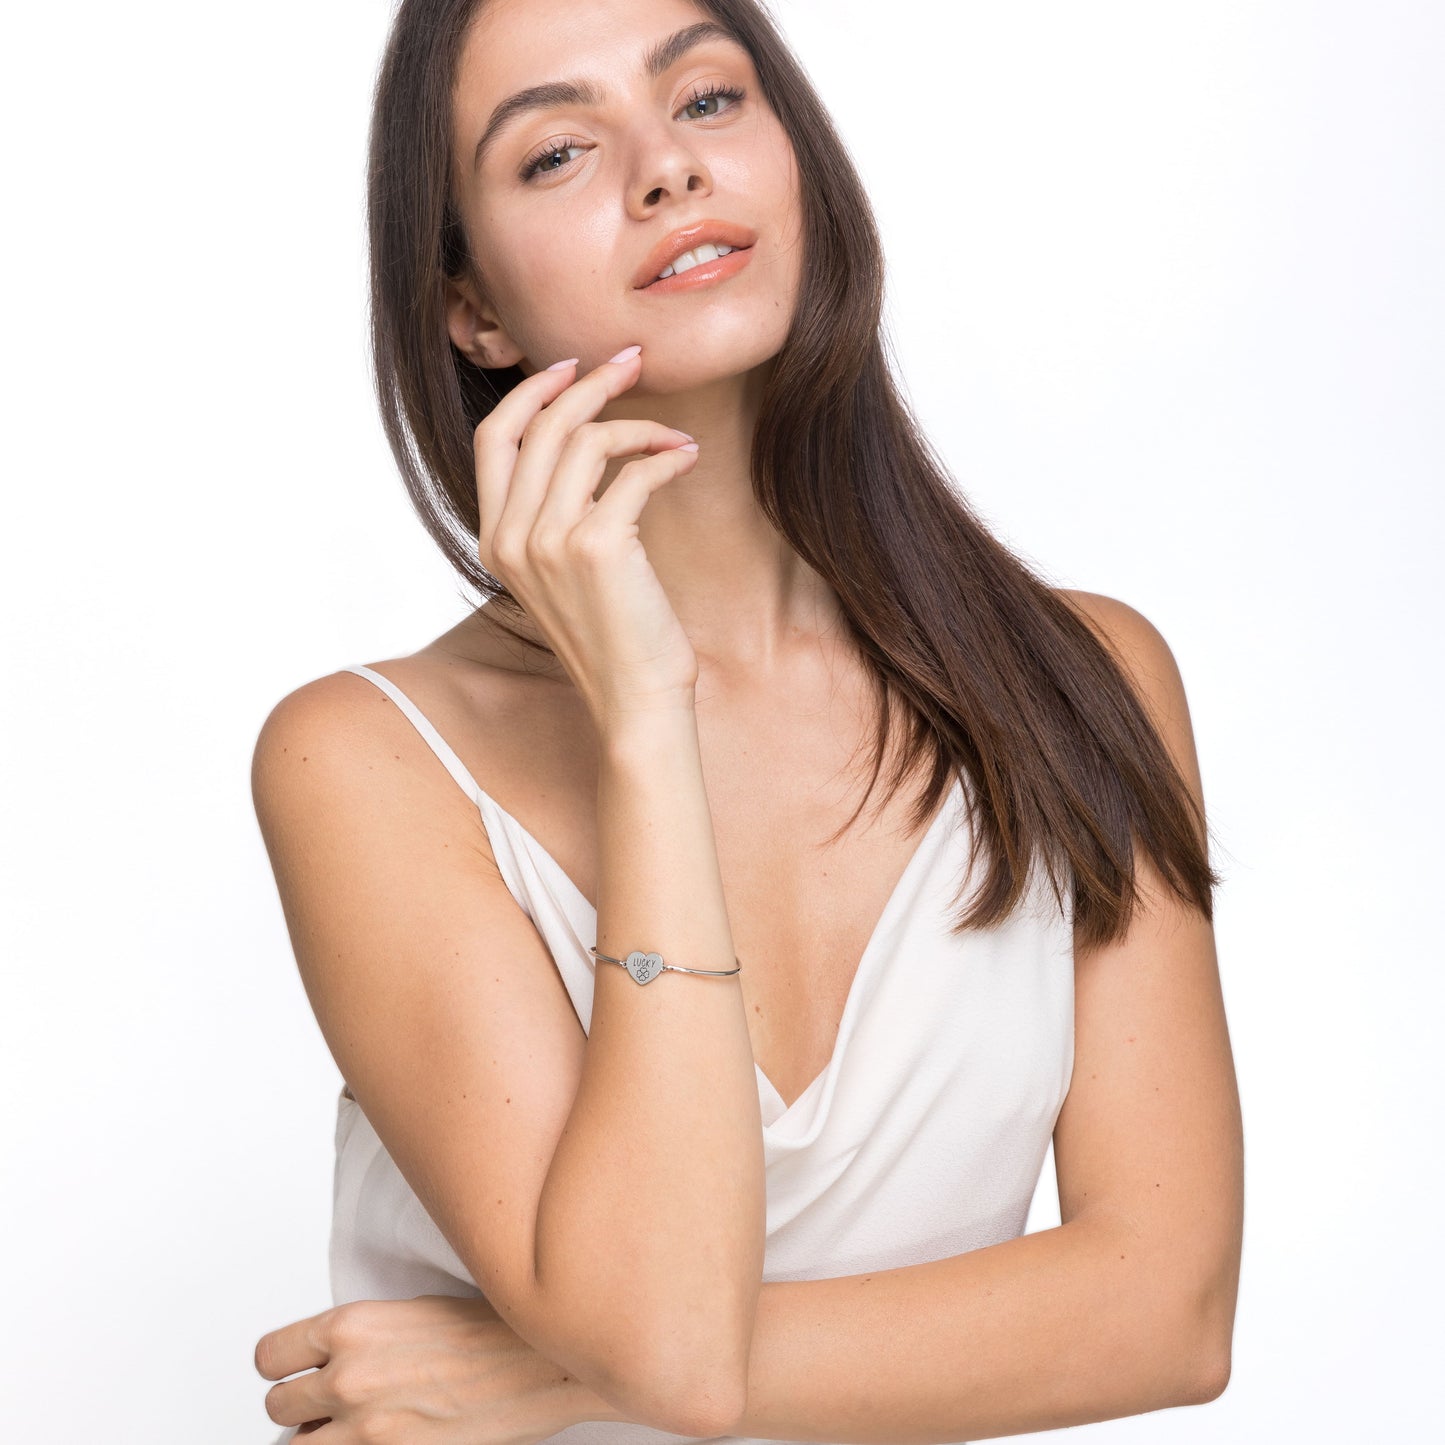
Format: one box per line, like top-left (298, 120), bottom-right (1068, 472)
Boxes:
top-left (518, 81), bottom-right (747, 182)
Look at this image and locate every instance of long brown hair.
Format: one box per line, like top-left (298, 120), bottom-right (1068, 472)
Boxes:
top-left (364, 0), bottom-right (1221, 951)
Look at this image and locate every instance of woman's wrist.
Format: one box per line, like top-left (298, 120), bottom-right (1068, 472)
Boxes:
top-left (595, 695), bottom-right (700, 768)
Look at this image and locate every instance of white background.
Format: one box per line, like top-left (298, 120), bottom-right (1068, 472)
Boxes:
top-left (3, 1), bottom-right (1441, 1439)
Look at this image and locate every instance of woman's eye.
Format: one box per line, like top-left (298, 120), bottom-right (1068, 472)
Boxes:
top-left (520, 139), bottom-right (586, 180)
top-left (519, 83), bottom-right (747, 182)
top-left (680, 81), bottom-right (746, 121)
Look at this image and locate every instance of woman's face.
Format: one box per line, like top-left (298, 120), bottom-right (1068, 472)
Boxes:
top-left (447, 0), bottom-right (804, 394)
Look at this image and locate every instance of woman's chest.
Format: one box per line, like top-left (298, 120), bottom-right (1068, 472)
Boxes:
top-left (420, 646), bottom-right (948, 1112)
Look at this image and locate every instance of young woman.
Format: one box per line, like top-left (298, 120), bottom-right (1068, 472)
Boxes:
top-left (252, 0), bottom-right (1243, 1440)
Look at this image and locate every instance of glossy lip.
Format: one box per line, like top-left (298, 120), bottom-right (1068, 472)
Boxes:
top-left (639, 244), bottom-right (754, 296)
top-left (632, 219), bottom-right (759, 290)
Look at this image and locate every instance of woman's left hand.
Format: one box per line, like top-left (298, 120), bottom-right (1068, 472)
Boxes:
top-left (254, 1293), bottom-right (622, 1440)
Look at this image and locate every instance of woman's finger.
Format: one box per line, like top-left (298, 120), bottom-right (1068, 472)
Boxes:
top-left (576, 444), bottom-right (702, 545)
top-left (254, 1308), bottom-right (334, 1382)
top-left (467, 338), bottom-right (701, 714)
top-left (489, 348), bottom-right (654, 547)
top-left (530, 419), bottom-right (696, 538)
top-left (473, 362), bottom-right (579, 569)
top-left (262, 1368), bottom-right (335, 1431)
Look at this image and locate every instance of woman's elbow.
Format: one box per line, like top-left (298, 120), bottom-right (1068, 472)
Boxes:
top-left (1180, 1343), bottom-right (1232, 1406)
top-left (624, 1361), bottom-right (748, 1439)
top-left (630, 1289), bottom-right (754, 1434)
top-left (1171, 1289), bottom-right (1234, 1407)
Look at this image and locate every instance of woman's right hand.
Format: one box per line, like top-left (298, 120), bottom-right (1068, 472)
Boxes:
top-left (255, 1294), bottom-right (631, 1440)
top-left (473, 345), bottom-right (703, 726)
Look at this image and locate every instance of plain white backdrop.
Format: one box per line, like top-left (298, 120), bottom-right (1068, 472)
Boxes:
top-left (3, 1), bottom-right (1440, 1439)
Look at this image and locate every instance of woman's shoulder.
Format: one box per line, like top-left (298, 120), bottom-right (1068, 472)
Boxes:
top-left (249, 652), bottom-right (492, 836)
top-left (1053, 586), bottom-right (1174, 661)
top-left (260, 607), bottom-right (569, 744)
top-left (1050, 587), bottom-right (1201, 804)
top-left (254, 610), bottom-right (591, 846)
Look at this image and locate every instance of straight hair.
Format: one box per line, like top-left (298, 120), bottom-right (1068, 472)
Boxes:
top-left (364, 0), bottom-right (1221, 951)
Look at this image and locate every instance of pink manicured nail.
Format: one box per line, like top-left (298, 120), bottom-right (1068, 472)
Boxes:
top-left (677, 442), bottom-right (700, 452)
top-left (546, 357), bottom-right (579, 371)
top-left (608, 344), bottom-right (642, 364)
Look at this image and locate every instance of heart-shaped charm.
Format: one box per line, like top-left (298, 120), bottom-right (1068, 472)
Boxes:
top-left (625, 950), bottom-right (665, 985)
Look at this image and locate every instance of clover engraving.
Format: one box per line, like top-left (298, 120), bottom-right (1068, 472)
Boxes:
top-left (626, 950), bottom-right (664, 984)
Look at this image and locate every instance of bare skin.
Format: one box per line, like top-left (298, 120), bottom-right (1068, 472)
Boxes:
top-left (356, 598), bottom-right (946, 1114)
top-left (417, 0), bottom-right (951, 1110)
top-left (258, 0), bottom-right (1241, 1433)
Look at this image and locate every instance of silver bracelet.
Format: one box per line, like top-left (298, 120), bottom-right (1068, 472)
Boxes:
top-left (589, 945), bottom-right (742, 986)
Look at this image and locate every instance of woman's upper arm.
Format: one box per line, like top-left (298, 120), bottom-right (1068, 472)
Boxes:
top-left (1051, 592), bottom-right (1244, 1392)
top-left (249, 672), bottom-right (601, 1382)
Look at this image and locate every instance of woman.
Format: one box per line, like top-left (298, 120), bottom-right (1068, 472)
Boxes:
top-left (252, 0), bottom-right (1243, 1439)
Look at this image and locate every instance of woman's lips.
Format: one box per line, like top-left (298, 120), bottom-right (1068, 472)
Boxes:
top-left (638, 244), bottom-right (754, 295)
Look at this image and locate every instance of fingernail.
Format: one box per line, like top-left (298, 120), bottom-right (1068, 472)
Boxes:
top-left (677, 442), bottom-right (700, 452)
top-left (671, 429), bottom-right (694, 441)
top-left (608, 344), bottom-right (642, 364)
top-left (546, 357), bottom-right (579, 371)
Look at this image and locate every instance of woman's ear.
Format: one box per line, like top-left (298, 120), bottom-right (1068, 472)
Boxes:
top-left (444, 275), bottom-right (527, 370)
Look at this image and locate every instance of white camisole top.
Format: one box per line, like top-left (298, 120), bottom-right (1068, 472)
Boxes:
top-left (269, 661), bottom-right (1076, 1445)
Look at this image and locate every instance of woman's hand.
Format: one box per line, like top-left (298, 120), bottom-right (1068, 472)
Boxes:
top-left (474, 345), bottom-right (703, 727)
top-left (254, 1294), bottom-right (626, 1440)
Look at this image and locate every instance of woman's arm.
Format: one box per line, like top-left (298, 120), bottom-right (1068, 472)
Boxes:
top-left (262, 602), bottom-right (1238, 1442)
top-left (723, 1217), bottom-right (1227, 1441)
top-left (251, 681), bottom-right (761, 1439)
top-left (569, 1215), bottom-right (1222, 1437)
top-left (583, 596), bottom-right (1242, 1440)
top-left (537, 703), bottom-right (765, 1428)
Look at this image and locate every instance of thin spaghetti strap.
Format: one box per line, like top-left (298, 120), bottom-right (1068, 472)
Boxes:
top-left (341, 663), bottom-right (485, 806)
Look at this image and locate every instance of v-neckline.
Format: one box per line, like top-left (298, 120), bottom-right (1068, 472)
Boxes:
top-left (480, 776), bottom-right (963, 1119)
top-left (342, 658), bottom-right (963, 1125)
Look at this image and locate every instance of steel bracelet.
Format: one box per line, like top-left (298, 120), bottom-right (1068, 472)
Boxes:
top-left (589, 945), bottom-right (742, 986)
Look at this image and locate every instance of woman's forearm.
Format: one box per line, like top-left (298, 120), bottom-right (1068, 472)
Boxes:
top-left (568, 1214), bottom-right (1222, 1440)
top-left (532, 704), bottom-right (764, 1434)
top-left (738, 1215), bottom-right (1220, 1441)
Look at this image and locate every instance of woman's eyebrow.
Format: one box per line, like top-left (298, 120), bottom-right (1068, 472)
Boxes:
top-left (472, 20), bottom-right (742, 173)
